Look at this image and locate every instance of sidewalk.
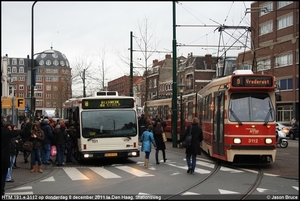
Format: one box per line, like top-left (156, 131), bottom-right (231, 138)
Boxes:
top-left (5, 153), bottom-right (54, 190)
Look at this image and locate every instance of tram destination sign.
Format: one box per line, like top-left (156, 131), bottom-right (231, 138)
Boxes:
top-left (232, 75), bottom-right (273, 87)
top-left (82, 98), bottom-right (134, 109)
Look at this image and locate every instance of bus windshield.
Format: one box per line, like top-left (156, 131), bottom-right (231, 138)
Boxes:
top-left (81, 110), bottom-right (137, 138)
top-left (228, 93), bottom-right (275, 122)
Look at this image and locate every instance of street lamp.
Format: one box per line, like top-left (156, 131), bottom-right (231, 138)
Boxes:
top-left (30, 0), bottom-right (55, 122)
top-left (178, 83), bottom-right (185, 143)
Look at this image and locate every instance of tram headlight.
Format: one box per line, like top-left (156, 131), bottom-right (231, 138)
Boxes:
top-left (265, 138), bottom-right (272, 144)
top-left (233, 138), bottom-right (242, 144)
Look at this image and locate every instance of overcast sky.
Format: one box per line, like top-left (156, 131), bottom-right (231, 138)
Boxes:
top-left (1, 1), bottom-right (252, 96)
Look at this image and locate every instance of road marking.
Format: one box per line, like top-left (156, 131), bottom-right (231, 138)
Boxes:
top-left (63, 167), bottom-right (89, 180)
top-left (90, 167), bottom-right (121, 179)
top-left (115, 166), bottom-right (154, 177)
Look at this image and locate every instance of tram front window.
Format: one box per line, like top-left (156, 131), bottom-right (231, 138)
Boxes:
top-left (229, 93), bottom-right (275, 122)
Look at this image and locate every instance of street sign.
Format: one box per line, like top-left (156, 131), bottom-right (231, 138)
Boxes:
top-left (15, 98), bottom-right (25, 109)
top-left (0, 97), bottom-right (25, 109)
top-left (1, 97), bottom-right (12, 109)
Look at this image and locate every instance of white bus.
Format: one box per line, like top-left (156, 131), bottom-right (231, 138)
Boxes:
top-left (63, 91), bottom-right (140, 162)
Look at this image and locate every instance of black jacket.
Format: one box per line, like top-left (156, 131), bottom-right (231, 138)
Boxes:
top-left (180, 123), bottom-right (203, 155)
top-left (1, 123), bottom-right (22, 170)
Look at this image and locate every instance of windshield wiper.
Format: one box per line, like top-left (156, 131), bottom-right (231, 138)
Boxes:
top-left (87, 136), bottom-right (98, 141)
top-left (229, 108), bottom-right (243, 125)
top-left (263, 108), bottom-right (272, 126)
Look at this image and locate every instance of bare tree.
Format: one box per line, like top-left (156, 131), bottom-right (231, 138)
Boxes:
top-left (116, 16), bottom-right (161, 114)
top-left (71, 54), bottom-right (95, 97)
top-left (94, 46), bottom-right (114, 91)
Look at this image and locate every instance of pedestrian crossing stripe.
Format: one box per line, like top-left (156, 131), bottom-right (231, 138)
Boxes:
top-left (115, 166), bottom-right (154, 177)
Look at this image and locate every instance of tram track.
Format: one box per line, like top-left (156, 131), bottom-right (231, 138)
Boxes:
top-left (163, 161), bottom-right (265, 200)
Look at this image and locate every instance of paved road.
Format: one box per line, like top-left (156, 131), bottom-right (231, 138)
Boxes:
top-left (5, 139), bottom-right (298, 192)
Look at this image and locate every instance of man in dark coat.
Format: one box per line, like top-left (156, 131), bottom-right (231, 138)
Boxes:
top-left (40, 119), bottom-right (53, 165)
top-left (179, 117), bottom-right (203, 174)
top-left (1, 121), bottom-right (21, 195)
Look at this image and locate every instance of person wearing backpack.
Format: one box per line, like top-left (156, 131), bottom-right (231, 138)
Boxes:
top-left (179, 117), bottom-right (203, 174)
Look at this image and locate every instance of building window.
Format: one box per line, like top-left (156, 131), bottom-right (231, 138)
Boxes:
top-left (19, 85), bottom-right (24, 90)
top-left (277, 14), bottom-right (293, 30)
top-left (36, 76), bottom-right (42, 81)
top-left (259, 21), bottom-right (273, 36)
top-left (12, 67), bottom-right (17, 73)
top-left (275, 53), bottom-right (293, 67)
top-left (36, 84), bottom-right (42, 90)
top-left (260, 2), bottom-right (273, 16)
top-left (296, 50), bottom-right (299, 64)
top-left (12, 59), bottom-right (17, 65)
top-left (19, 92), bottom-right (24, 97)
top-left (276, 105), bottom-right (293, 122)
top-left (153, 78), bottom-right (157, 88)
top-left (278, 78), bottom-right (293, 90)
top-left (18, 76), bottom-right (25, 81)
top-left (46, 85), bottom-right (52, 90)
top-left (257, 59), bottom-right (271, 71)
top-left (36, 100), bottom-right (42, 106)
top-left (36, 92), bottom-right (42, 98)
top-left (46, 77), bottom-right (53, 82)
top-left (19, 59), bottom-right (24, 65)
top-left (53, 85), bottom-right (58, 91)
top-left (46, 101), bottom-right (51, 107)
top-left (277, 1), bottom-right (293, 9)
top-left (19, 67), bottom-right (24, 73)
top-left (46, 93), bottom-right (51, 98)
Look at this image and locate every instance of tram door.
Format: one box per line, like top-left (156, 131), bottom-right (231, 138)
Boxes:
top-left (213, 91), bottom-right (225, 156)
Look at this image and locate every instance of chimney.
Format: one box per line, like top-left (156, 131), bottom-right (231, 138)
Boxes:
top-left (165, 54), bottom-right (171, 59)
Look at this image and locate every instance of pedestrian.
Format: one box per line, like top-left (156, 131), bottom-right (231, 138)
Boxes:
top-left (140, 125), bottom-right (157, 168)
top-left (30, 123), bottom-right (45, 173)
top-left (65, 125), bottom-right (76, 163)
top-left (138, 114), bottom-right (147, 138)
top-left (179, 117), bottom-right (203, 174)
top-left (40, 119), bottom-right (53, 165)
top-left (1, 121), bottom-right (22, 195)
top-left (54, 123), bottom-right (68, 166)
top-left (21, 121), bottom-right (33, 163)
top-left (12, 125), bottom-right (22, 169)
top-left (6, 128), bottom-right (19, 182)
top-left (153, 122), bottom-right (167, 164)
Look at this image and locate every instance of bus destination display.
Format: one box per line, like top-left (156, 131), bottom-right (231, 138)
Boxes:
top-left (232, 76), bottom-right (273, 87)
top-left (82, 99), bottom-right (134, 109)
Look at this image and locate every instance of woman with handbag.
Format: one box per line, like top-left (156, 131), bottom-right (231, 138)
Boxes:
top-left (153, 121), bottom-right (167, 164)
top-left (30, 123), bottom-right (44, 173)
top-left (21, 121), bottom-right (32, 163)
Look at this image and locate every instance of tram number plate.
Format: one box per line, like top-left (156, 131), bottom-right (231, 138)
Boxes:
top-left (105, 153), bottom-right (117, 157)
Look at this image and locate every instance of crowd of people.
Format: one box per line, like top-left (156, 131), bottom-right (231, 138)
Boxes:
top-left (1, 116), bottom-right (76, 195)
top-left (138, 114), bottom-right (203, 174)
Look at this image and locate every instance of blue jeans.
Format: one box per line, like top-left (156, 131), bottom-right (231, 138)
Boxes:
top-left (144, 152), bottom-right (150, 159)
top-left (6, 155), bottom-right (16, 181)
top-left (186, 152), bottom-right (196, 173)
top-left (31, 148), bottom-right (42, 166)
top-left (56, 144), bottom-right (66, 165)
top-left (41, 143), bottom-right (51, 163)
